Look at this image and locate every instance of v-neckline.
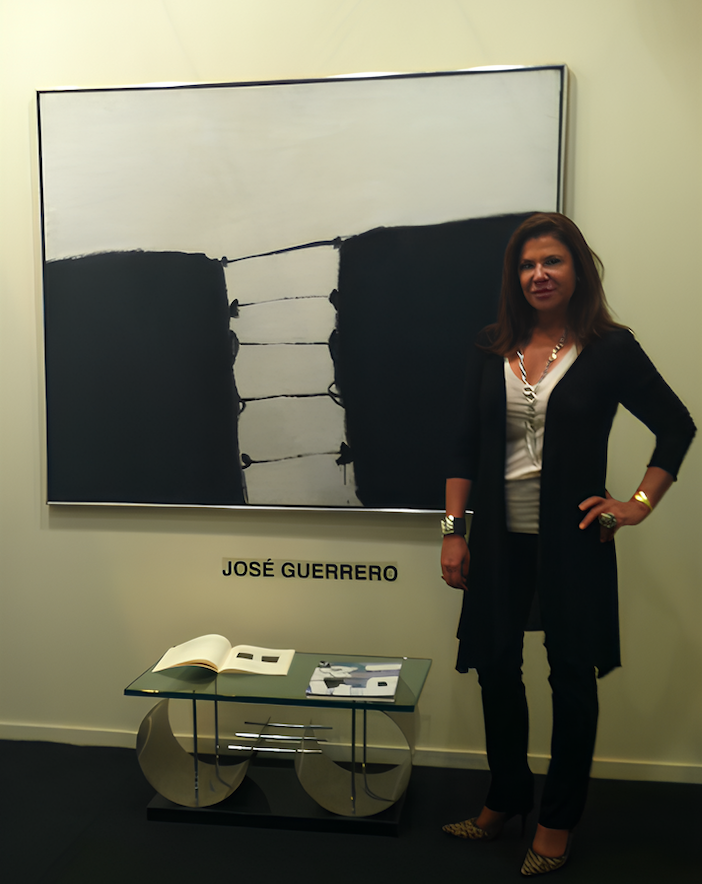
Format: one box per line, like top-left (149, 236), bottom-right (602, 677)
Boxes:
top-left (506, 339), bottom-right (577, 384)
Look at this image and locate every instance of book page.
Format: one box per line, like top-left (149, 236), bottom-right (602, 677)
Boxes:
top-left (221, 645), bottom-right (295, 675)
top-left (153, 634), bottom-right (231, 672)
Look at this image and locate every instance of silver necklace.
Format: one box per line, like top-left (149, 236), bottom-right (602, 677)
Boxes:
top-left (516, 331), bottom-right (567, 403)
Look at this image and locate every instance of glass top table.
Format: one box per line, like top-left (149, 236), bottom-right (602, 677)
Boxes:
top-left (125, 651), bottom-right (432, 713)
top-left (125, 652), bottom-right (432, 820)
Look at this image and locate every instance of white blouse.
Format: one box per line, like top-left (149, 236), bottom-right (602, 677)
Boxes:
top-left (503, 345), bottom-right (577, 533)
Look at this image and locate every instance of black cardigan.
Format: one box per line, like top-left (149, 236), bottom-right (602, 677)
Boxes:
top-left (448, 328), bottom-right (696, 677)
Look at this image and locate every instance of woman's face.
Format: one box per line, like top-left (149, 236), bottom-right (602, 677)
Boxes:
top-left (518, 234), bottom-right (577, 319)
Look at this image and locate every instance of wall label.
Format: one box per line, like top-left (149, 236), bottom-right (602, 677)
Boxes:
top-left (222, 558), bottom-right (398, 581)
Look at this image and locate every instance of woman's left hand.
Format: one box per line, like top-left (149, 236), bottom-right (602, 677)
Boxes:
top-left (578, 494), bottom-right (649, 542)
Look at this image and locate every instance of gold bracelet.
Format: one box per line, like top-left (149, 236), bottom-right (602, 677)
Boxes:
top-left (634, 490), bottom-right (653, 513)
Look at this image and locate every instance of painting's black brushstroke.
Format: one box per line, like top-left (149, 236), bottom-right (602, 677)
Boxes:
top-left (229, 329), bottom-right (240, 363)
top-left (44, 251), bottom-right (244, 505)
top-left (221, 237), bottom-right (342, 265)
top-left (239, 341), bottom-right (329, 346)
top-left (336, 213), bottom-right (533, 509)
top-left (241, 394), bottom-right (332, 402)
top-left (241, 452), bottom-right (339, 465)
top-left (237, 295), bottom-right (330, 307)
top-left (336, 442), bottom-right (353, 465)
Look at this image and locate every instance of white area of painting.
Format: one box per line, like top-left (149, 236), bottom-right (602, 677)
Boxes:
top-left (235, 345), bottom-right (333, 399)
top-left (238, 396), bottom-right (345, 462)
top-left (242, 456), bottom-right (361, 507)
top-left (40, 69), bottom-right (562, 262)
top-left (224, 247), bottom-right (339, 304)
top-left (225, 246), bottom-right (340, 501)
top-left (234, 298), bottom-right (335, 344)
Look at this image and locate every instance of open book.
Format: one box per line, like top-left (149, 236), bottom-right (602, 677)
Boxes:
top-left (153, 634), bottom-right (295, 676)
top-left (306, 661), bottom-right (402, 699)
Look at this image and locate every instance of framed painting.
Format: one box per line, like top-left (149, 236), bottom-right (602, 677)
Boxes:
top-left (38, 66), bottom-right (567, 510)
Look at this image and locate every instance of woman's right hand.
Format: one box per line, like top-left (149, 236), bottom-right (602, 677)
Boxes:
top-left (441, 535), bottom-right (470, 590)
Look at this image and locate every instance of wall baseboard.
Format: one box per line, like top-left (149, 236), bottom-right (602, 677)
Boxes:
top-left (1, 722), bottom-right (700, 785)
top-left (413, 748), bottom-right (702, 785)
top-left (0, 723), bottom-right (136, 750)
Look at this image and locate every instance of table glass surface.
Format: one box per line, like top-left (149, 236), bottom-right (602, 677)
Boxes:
top-left (125, 652), bottom-right (431, 712)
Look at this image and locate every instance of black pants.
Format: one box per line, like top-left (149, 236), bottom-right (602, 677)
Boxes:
top-left (476, 533), bottom-right (599, 830)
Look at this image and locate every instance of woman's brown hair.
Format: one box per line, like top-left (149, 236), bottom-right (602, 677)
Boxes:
top-left (485, 212), bottom-right (625, 355)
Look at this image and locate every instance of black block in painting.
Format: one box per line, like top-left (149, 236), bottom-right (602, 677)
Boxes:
top-left (43, 250), bottom-right (244, 505)
top-left (337, 213), bottom-right (531, 510)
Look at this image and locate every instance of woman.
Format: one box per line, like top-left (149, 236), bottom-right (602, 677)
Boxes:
top-left (440, 213), bottom-right (695, 876)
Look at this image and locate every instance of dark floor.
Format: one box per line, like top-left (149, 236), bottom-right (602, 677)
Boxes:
top-left (3, 740), bottom-right (700, 884)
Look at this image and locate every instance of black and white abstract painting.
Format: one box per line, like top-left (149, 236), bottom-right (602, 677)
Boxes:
top-left (39, 67), bottom-right (566, 510)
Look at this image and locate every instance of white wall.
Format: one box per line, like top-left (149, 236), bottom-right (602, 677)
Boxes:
top-left (1, 0), bottom-right (700, 784)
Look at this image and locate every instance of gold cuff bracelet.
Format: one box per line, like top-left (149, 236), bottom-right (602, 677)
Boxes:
top-left (634, 490), bottom-right (653, 513)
